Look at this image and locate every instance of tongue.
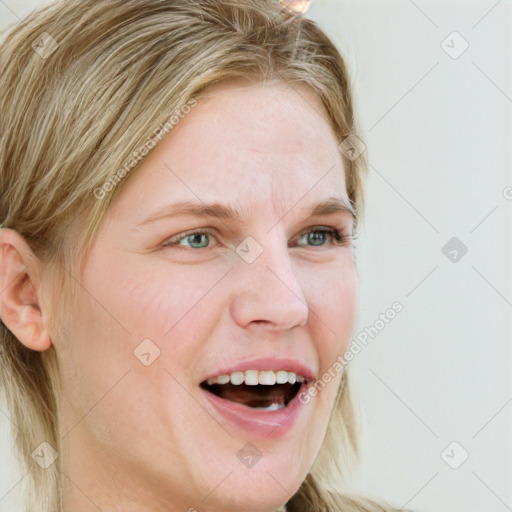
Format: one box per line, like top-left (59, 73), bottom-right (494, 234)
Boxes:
top-left (204, 383), bottom-right (297, 408)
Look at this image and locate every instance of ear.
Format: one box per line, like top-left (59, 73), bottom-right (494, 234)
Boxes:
top-left (0, 228), bottom-right (52, 351)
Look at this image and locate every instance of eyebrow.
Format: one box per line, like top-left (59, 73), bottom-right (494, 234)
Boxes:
top-left (137, 196), bottom-right (355, 227)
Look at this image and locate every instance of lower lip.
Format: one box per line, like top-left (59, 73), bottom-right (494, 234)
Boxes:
top-left (200, 385), bottom-right (309, 440)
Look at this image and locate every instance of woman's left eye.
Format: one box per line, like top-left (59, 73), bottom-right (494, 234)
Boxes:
top-left (162, 227), bottom-right (351, 250)
top-left (296, 227), bottom-right (349, 247)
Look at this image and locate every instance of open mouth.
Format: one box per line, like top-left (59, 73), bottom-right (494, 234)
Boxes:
top-left (200, 370), bottom-right (307, 411)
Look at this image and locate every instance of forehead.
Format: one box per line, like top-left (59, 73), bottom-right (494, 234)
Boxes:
top-left (111, 79), bottom-right (348, 221)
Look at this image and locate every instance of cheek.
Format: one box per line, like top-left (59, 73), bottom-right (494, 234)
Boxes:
top-left (98, 259), bottom-right (231, 382)
top-left (307, 262), bottom-right (358, 356)
top-left (59, 261), bottom-right (221, 451)
top-left (296, 262), bottom-right (356, 423)
top-left (126, 264), bottom-right (228, 334)
top-left (82, 253), bottom-right (223, 339)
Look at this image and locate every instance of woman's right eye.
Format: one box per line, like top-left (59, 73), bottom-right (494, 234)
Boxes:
top-left (162, 230), bottom-right (215, 249)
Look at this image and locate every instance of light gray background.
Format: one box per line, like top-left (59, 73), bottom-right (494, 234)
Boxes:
top-left (1, 1), bottom-right (511, 511)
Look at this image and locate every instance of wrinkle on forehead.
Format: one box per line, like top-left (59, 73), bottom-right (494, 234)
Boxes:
top-left (107, 78), bottom-right (347, 233)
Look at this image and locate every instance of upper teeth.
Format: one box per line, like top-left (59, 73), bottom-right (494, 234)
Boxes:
top-left (206, 370), bottom-right (305, 386)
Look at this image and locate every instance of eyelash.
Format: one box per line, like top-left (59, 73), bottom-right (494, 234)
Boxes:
top-left (162, 226), bottom-right (354, 250)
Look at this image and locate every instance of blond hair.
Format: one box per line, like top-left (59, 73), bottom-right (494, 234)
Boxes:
top-left (0, 1), bottom-right (401, 511)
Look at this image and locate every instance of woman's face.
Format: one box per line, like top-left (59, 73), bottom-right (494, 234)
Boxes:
top-left (58, 79), bottom-right (358, 512)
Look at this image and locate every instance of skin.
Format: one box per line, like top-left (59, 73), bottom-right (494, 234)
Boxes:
top-left (0, 79), bottom-right (358, 512)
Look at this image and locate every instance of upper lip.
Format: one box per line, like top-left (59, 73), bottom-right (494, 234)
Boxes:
top-left (201, 357), bottom-right (317, 382)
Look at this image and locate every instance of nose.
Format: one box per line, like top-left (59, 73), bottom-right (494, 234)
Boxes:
top-left (229, 236), bottom-right (309, 331)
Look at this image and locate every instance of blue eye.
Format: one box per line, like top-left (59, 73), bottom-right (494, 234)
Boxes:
top-left (297, 228), bottom-right (345, 247)
top-left (162, 227), bottom-right (351, 250)
top-left (301, 229), bottom-right (329, 247)
top-left (169, 232), bottom-right (211, 249)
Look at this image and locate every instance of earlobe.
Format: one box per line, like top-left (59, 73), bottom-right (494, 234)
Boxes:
top-left (17, 303), bottom-right (53, 351)
top-left (0, 228), bottom-right (53, 352)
